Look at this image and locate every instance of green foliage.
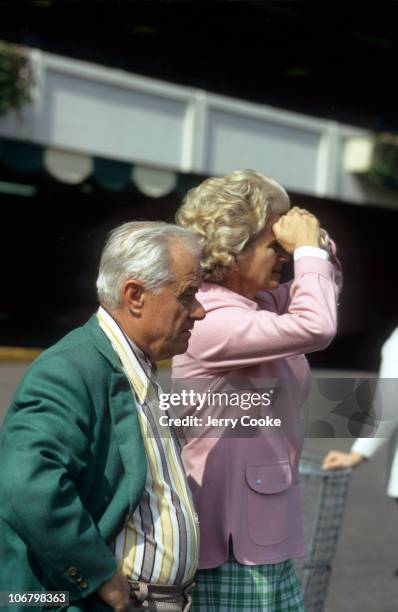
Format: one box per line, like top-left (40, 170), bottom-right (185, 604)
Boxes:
top-left (368, 133), bottom-right (398, 190)
top-left (0, 41), bottom-right (32, 116)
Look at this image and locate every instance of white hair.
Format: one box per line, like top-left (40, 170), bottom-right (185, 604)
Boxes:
top-left (96, 221), bottom-right (201, 309)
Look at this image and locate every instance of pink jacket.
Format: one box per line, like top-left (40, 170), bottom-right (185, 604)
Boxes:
top-left (172, 255), bottom-right (341, 568)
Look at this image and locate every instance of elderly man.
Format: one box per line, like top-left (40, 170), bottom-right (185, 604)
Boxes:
top-left (0, 221), bottom-right (205, 612)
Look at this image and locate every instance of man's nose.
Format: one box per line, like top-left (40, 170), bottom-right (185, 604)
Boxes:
top-left (191, 297), bottom-right (206, 320)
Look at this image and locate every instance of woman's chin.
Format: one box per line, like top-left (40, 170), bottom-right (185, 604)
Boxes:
top-left (266, 278), bottom-right (281, 290)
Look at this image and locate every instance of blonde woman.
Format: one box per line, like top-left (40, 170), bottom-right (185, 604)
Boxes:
top-left (172, 169), bottom-right (342, 611)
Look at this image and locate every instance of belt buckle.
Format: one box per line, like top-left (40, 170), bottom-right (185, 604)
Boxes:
top-left (128, 580), bottom-right (148, 605)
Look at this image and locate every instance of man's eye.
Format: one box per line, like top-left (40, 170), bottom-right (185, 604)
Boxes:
top-left (180, 293), bottom-right (194, 302)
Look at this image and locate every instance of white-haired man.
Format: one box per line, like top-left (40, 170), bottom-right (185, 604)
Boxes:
top-left (0, 222), bottom-right (205, 612)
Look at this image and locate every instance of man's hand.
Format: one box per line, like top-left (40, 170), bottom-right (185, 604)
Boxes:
top-left (96, 568), bottom-right (131, 612)
top-left (322, 450), bottom-right (366, 470)
top-left (272, 206), bottom-right (321, 253)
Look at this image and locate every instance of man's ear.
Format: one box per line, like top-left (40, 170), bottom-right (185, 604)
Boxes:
top-left (122, 279), bottom-right (145, 316)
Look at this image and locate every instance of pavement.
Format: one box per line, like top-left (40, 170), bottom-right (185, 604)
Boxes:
top-left (1, 362), bottom-right (398, 611)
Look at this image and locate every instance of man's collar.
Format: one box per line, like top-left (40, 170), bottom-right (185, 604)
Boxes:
top-left (125, 335), bottom-right (154, 381)
top-left (96, 306), bottom-right (155, 403)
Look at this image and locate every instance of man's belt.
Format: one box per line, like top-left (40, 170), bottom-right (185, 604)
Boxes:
top-left (128, 579), bottom-right (195, 611)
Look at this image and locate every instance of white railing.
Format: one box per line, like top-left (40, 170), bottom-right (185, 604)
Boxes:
top-left (1, 47), bottom-right (397, 208)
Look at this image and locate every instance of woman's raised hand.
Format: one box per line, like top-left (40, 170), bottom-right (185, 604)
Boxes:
top-left (272, 207), bottom-right (321, 253)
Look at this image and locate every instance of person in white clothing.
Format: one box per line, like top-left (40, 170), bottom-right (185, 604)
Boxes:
top-left (323, 327), bottom-right (398, 486)
top-left (323, 327), bottom-right (398, 570)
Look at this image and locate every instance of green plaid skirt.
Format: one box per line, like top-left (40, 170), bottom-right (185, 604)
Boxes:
top-left (191, 557), bottom-right (305, 611)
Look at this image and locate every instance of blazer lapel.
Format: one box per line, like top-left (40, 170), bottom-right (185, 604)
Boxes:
top-left (84, 315), bottom-right (147, 515)
top-left (83, 315), bottom-right (123, 371)
top-left (109, 372), bottom-right (146, 516)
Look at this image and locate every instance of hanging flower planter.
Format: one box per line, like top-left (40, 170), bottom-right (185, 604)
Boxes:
top-left (0, 41), bottom-right (33, 116)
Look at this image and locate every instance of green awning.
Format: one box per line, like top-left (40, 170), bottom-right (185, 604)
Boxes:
top-left (0, 139), bottom-right (43, 173)
top-left (93, 158), bottom-right (131, 192)
top-left (0, 137), bottom-right (204, 198)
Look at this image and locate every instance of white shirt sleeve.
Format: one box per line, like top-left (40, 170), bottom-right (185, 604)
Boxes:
top-left (294, 246), bottom-right (329, 261)
top-left (352, 328), bottom-right (398, 458)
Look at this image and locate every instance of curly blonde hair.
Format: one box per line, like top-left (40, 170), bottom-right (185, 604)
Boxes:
top-left (175, 169), bottom-right (290, 282)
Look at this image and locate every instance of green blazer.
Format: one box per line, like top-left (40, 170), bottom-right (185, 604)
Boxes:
top-left (0, 316), bottom-right (147, 611)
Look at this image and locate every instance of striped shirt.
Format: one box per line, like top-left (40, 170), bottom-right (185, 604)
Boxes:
top-left (97, 307), bottom-right (199, 585)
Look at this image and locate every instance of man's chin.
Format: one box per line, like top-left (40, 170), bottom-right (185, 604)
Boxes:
top-left (180, 332), bottom-right (193, 351)
top-left (164, 338), bottom-right (190, 360)
top-left (175, 339), bottom-right (190, 355)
